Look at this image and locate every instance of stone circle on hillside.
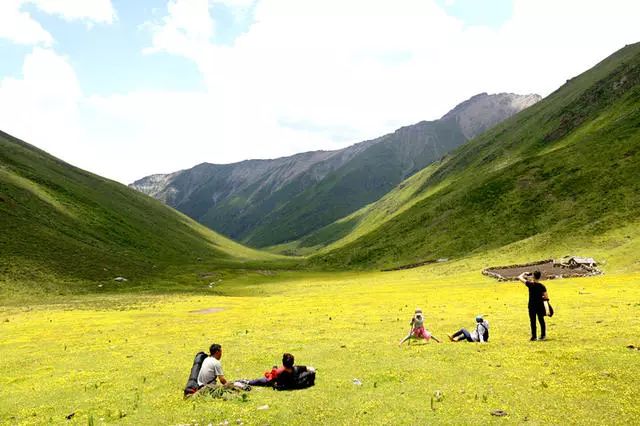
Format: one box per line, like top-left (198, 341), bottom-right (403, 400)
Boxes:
top-left (483, 256), bottom-right (602, 281)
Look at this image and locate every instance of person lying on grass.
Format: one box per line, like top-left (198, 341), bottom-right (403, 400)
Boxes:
top-left (399, 308), bottom-right (441, 345)
top-left (246, 353), bottom-right (295, 387)
top-left (241, 353), bottom-right (316, 390)
top-left (447, 315), bottom-right (489, 342)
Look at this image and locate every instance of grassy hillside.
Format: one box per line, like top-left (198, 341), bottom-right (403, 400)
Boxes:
top-left (0, 131), bottom-right (288, 298)
top-left (311, 42), bottom-right (640, 269)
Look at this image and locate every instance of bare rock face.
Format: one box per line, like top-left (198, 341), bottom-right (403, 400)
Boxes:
top-left (441, 93), bottom-right (541, 139)
top-left (131, 92), bottom-right (540, 247)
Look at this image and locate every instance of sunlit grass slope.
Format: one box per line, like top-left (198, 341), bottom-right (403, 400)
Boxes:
top-left (0, 131), bottom-right (289, 298)
top-left (1, 258), bottom-right (639, 425)
top-left (310, 42), bottom-right (640, 269)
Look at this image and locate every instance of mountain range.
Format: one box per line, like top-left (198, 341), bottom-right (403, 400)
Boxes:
top-left (131, 92), bottom-right (540, 247)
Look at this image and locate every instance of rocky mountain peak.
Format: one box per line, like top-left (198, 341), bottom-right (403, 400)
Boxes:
top-left (441, 92), bottom-right (542, 139)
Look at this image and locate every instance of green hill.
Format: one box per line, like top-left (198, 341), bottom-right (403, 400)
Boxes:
top-left (0, 131), bottom-right (285, 298)
top-left (312, 42), bottom-right (640, 269)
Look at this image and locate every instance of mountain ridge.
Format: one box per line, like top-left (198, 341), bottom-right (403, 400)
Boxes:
top-left (132, 92), bottom-right (540, 247)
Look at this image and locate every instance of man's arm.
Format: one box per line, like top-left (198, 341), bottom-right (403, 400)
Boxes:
top-left (217, 375), bottom-right (228, 385)
top-left (518, 272), bottom-right (529, 284)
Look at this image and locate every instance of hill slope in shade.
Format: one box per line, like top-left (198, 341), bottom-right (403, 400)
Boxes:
top-left (0, 131), bottom-right (281, 295)
top-left (131, 93), bottom-right (539, 247)
top-left (312, 42), bottom-right (640, 269)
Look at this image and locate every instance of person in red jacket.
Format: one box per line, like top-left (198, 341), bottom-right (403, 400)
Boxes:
top-left (247, 353), bottom-right (295, 387)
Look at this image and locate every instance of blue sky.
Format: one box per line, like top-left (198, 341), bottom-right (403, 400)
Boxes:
top-left (436, 0), bottom-right (513, 28)
top-left (0, 0), bottom-right (638, 184)
top-left (0, 0), bottom-right (261, 95)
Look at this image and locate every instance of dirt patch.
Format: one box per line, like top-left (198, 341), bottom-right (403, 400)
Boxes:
top-left (190, 307), bottom-right (225, 314)
top-left (483, 259), bottom-right (602, 281)
top-left (382, 258), bottom-right (448, 272)
top-left (198, 272), bottom-right (222, 279)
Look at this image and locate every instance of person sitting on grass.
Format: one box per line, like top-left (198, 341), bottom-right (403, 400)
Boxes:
top-left (399, 308), bottom-right (441, 345)
top-left (447, 315), bottom-right (489, 342)
top-left (197, 343), bottom-right (230, 387)
top-left (247, 353), bottom-right (295, 387)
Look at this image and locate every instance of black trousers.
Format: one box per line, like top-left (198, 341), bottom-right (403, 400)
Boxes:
top-left (452, 328), bottom-right (474, 342)
top-left (529, 307), bottom-right (546, 338)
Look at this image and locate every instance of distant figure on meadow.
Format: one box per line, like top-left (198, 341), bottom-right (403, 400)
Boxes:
top-left (197, 343), bottom-right (230, 387)
top-left (518, 271), bottom-right (551, 341)
top-left (447, 315), bottom-right (489, 342)
top-left (399, 308), bottom-right (441, 345)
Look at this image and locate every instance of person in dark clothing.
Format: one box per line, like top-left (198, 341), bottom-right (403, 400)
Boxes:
top-left (247, 353), bottom-right (295, 387)
top-left (518, 270), bottom-right (549, 341)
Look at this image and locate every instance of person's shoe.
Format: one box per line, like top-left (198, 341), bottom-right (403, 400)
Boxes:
top-left (447, 334), bottom-right (454, 342)
top-left (539, 336), bottom-right (547, 341)
top-left (530, 337), bottom-right (537, 341)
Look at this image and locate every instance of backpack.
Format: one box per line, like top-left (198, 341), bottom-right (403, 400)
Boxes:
top-left (293, 369), bottom-right (316, 389)
top-left (544, 300), bottom-right (554, 317)
top-left (184, 351), bottom-right (207, 396)
top-left (274, 366), bottom-right (316, 391)
top-left (478, 321), bottom-right (489, 342)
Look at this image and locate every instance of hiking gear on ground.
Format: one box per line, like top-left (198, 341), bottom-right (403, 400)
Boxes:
top-left (274, 366), bottom-right (315, 390)
top-left (184, 351), bottom-right (207, 396)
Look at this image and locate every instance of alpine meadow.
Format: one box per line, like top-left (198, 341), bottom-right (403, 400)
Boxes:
top-left (1, 7), bottom-right (640, 426)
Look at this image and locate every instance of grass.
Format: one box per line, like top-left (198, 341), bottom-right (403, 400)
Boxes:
top-left (1, 256), bottom-right (639, 425)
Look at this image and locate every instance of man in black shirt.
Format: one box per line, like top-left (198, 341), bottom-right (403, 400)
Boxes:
top-left (518, 270), bottom-right (549, 341)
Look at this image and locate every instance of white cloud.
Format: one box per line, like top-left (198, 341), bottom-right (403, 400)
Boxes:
top-left (0, 0), bottom-right (54, 46)
top-left (28, 0), bottom-right (117, 24)
top-left (0, 0), bottom-right (116, 46)
top-left (0, 48), bottom-right (85, 165)
top-left (144, 0), bottom-right (214, 59)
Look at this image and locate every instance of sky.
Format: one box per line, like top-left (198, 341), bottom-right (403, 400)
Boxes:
top-left (0, 0), bottom-right (639, 184)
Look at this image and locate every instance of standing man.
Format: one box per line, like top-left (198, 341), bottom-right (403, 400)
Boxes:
top-left (518, 271), bottom-right (549, 341)
top-left (197, 343), bottom-right (229, 387)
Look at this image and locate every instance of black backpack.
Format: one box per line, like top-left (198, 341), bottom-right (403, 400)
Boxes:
top-left (184, 352), bottom-right (207, 396)
top-left (274, 366), bottom-right (316, 391)
top-left (477, 322), bottom-right (489, 342)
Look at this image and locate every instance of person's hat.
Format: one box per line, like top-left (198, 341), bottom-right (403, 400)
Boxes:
top-left (415, 308), bottom-right (422, 313)
top-left (475, 315), bottom-right (483, 322)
